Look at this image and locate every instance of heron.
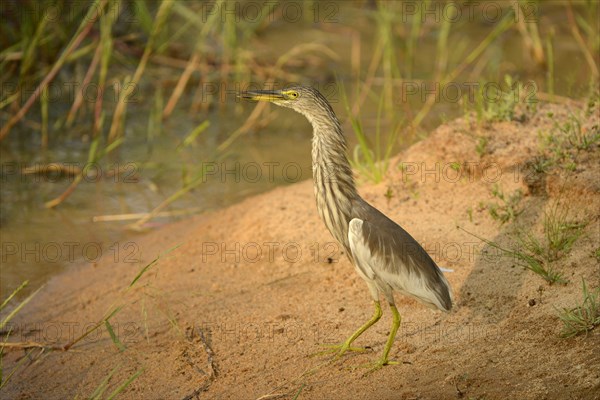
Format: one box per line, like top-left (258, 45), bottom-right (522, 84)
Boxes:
top-left (241, 86), bottom-right (452, 369)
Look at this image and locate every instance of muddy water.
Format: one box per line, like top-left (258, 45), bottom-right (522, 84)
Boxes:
top-left (0, 107), bottom-right (314, 295)
top-left (1, 1), bottom-right (596, 297)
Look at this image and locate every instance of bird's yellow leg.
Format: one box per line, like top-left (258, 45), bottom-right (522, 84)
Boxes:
top-left (381, 303), bottom-right (402, 365)
top-left (312, 301), bottom-right (382, 358)
top-left (363, 303), bottom-right (401, 372)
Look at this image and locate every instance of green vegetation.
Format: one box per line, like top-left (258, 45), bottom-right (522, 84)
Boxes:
top-left (1, 0), bottom-right (599, 395)
top-left (542, 203), bottom-right (587, 261)
top-left (1, 0), bottom-right (266, 216)
top-left (0, 281), bottom-right (41, 390)
top-left (475, 136), bottom-right (488, 157)
top-left (474, 75), bottom-right (535, 123)
top-left (397, 162), bottom-right (420, 199)
top-left (487, 184), bottom-right (523, 225)
top-left (344, 82), bottom-right (401, 183)
top-left (1, 1), bottom-right (598, 221)
top-left (529, 155), bottom-right (553, 174)
top-left (87, 365), bottom-right (144, 400)
top-left (553, 112), bottom-right (600, 152)
top-left (461, 226), bottom-right (566, 285)
top-left (593, 247), bottom-right (600, 263)
top-left (341, 2), bottom-right (405, 183)
top-left (466, 207), bottom-right (474, 223)
top-left (338, 2), bottom-right (595, 183)
top-left (464, 197), bottom-right (587, 285)
top-left (557, 279), bottom-right (600, 338)
top-left (516, 202), bottom-right (586, 264)
top-left (0, 245), bottom-right (180, 392)
top-left (539, 105), bottom-right (600, 173)
top-left (384, 186), bottom-right (394, 201)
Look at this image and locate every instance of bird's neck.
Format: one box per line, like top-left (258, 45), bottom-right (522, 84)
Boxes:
top-left (308, 111), bottom-right (358, 247)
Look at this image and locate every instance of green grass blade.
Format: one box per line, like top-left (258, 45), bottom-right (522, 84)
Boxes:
top-left (0, 281), bottom-right (28, 312)
top-left (106, 368), bottom-right (144, 400)
top-left (179, 120), bottom-right (210, 149)
top-left (89, 364), bottom-right (120, 399)
top-left (0, 284), bottom-right (43, 330)
top-left (105, 320), bottom-right (126, 352)
top-left (129, 244), bottom-right (182, 288)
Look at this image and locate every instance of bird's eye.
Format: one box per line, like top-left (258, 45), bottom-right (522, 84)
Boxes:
top-left (288, 91), bottom-right (299, 99)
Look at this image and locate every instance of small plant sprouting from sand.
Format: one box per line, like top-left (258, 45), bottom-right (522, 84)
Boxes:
top-left (515, 201), bottom-right (587, 267)
top-left (475, 136), bottom-right (488, 157)
top-left (397, 163), bottom-right (420, 200)
top-left (540, 107), bottom-right (600, 173)
top-left (557, 278), bottom-right (600, 338)
top-left (553, 112), bottom-right (600, 152)
top-left (0, 281), bottom-right (42, 390)
top-left (477, 76), bottom-right (515, 122)
top-left (593, 247), bottom-right (600, 263)
top-left (462, 199), bottom-right (587, 285)
top-left (459, 227), bottom-right (565, 286)
top-left (466, 207), bottom-right (474, 223)
top-left (87, 364), bottom-right (144, 400)
top-left (529, 155), bottom-right (553, 174)
top-left (542, 203), bottom-right (587, 261)
top-left (487, 184), bottom-right (523, 225)
top-left (472, 76), bottom-right (537, 124)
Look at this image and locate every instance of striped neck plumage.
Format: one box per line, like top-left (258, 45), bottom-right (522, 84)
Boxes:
top-left (305, 106), bottom-right (358, 247)
top-left (308, 110), bottom-right (357, 199)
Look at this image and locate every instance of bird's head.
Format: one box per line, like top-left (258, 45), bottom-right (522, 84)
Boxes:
top-left (240, 86), bottom-right (332, 117)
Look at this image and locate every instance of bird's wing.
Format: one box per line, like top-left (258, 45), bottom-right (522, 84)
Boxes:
top-left (348, 215), bottom-right (452, 311)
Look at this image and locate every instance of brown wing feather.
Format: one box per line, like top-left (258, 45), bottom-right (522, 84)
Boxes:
top-left (351, 199), bottom-right (453, 311)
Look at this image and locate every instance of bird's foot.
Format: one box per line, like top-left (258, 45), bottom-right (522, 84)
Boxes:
top-left (309, 341), bottom-right (369, 359)
top-left (355, 357), bottom-right (399, 375)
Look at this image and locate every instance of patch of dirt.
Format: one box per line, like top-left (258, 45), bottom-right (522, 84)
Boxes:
top-left (3, 102), bottom-right (599, 399)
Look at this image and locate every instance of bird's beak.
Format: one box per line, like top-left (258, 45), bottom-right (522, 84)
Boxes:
top-left (239, 90), bottom-right (285, 102)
